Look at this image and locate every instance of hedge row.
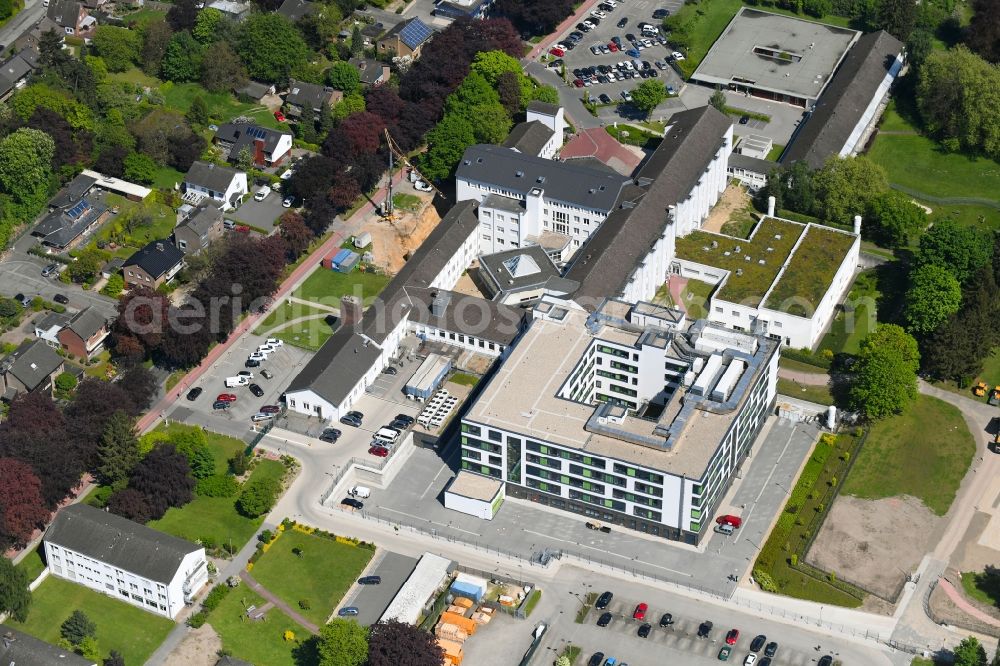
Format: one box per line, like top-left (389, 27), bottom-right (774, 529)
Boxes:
top-left (781, 347), bottom-right (832, 370)
top-left (187, 584), bottom-right (233, 628)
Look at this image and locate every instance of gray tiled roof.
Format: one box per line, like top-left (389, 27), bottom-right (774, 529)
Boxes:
top-left (49, 173), bottom-right (97, 209)
top-left (348, 57), bottom-right (388, 85)
top-left (565, 106), bottom-right (732, 306)
top-left (178, 203), bottom-right (223, 239)
top-left (286, 79), bottom-right (334, 110)
top-left (527, 100), bottom-right (561, 116)
top-left (0, 53), bottom-right (32, 96)
top-left (33, 198), bottom-right (107, 249)
top-left (5, 339), bottom-right (63, 391)
top-left (481, 193), bottom-right (525, 214)
top-left (457, 145), bottom-right (629, 213)
top-left (66, 306), bottom-right (106, 341)
top-left (284, 327), bottom-right (382, 406)
top-left (123, 239), bottom-right (184, 279)
top-left (728, 153), bottom-right (780, 175)
top-left (184, 161), bottom-right (243, 193)
top-left (234, 81), bottom-right (271, 99)
top-left (479, 245), bottom-right (562, 294)
top-left (0, 626), bottom-right (94, 666)
top-left (45, 504), bottom-right (201, 584)
top-left (781, 30), bottom-right (904, 170)
top-left (502, 121), bottom-right (554, 157)
top-left (35, 311), bottom-right (71, 332)
top-left (276, 0), bottom-right (315, 21)
top-left (47, 0), bottom-right (81, 28)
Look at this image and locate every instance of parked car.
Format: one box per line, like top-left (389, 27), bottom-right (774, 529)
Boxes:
top-left (633, 603), bottom-right (648, 620)
top-left (750, 635), bottom-right (766, 652)
top-left (637, 623), bottom-right (651, 638)
top-left (273, 110), bottom-right (286, 122)
top-left (596, 612), bottom-right (613, 627)
top-left (254, 185), bottom-right (271, 201)
top-left (246, 358), bottom-right (261, 368)
top-left (280, 169), bottom-right (295, 180)
top-left (739, 115), bottom-right (750, 125)
top-left (653, 7), bottom-right (669, 18)
top-left (341, 410), bottom-right (364, 427)
top-left (216, 393), bottom-right (237, 402)
top-left (394, 414), bottom-right (415, 426)
top-left (717, 514), bottom-right (743, 528)
top-left (358, 575), bottom-right (381, 585)
top-left (621, 90), bottom-right (633, 102)
top-left (41, 263), bottom-right (58, 277)
top-left (718, 646), bottom-right (732, 661)
top-left (53, 293), bottom-right (69, 305)
top-left (698, 621), bottom-right (713, 638)
top-left (320, 428), bottom-right (341, 443)
top-left (549, 46), bottom-right (565, 56)
top-left (617, 16), bottom-right (627, 27)
top-left (599, 93), bottom-right (613, 104)
top-left (414, 180), bottom-right (433, 192)
top-left (14, 293), bottom-right (30, 308)
top-left (626, 48), bottom-right (640, 58)
top-left (744, 654), bottom-right (757, 666)
top-left (212, 400), bottom-right (231, 410)
top-left (186, 387), bottom-right (203, 401)
top-left (587, 653), bottom-right (605, 666)
top-left (659, 613), bottom-right (674, 627)
top-left (671, 51), bottom-right (686, 61)
top-left (260, 368), bottom-right (274, 379)
top-left (282, 196), bottom-right (295, 208)
top-left (238, 370), bottom-right (254, 379)
top-left (549, 58), bottom-right (564, 68)
top-left (368, 445), bottom-right (389, 457)
top-left (595, 591), bottom-right (613, 609)
top-left (764, 642), bottom-right (778, 658)
top-left (818, 658), bottom-right (832, 666)
top-left (338, 606), bottom-right (360, 616)
top-left (389, 418), bottom-right (410, 430)
top-left (263, 338), bottom-right (283, 347)
top-left (250, 412), bottom-right (273, 422)
top-left (248, 383), bottom-right (264, 397)
top-left (577, 22), bottom-right (592, 31)
top-left (726, 629), bottom-right (739, 645)
top-left (259, 405), bottom-right (280, 414)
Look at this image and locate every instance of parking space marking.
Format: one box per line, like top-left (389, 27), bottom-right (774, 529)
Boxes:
top-left (377, 506), bottom-right (481, 536)
top-left (522, 529), bottom-right (695, 577)
top-left (419, 463), bottom-right (450, 501)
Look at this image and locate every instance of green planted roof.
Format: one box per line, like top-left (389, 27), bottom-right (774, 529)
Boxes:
top-left (764, 224), bottom-right (855, 314)
top-left (675, 217), bottom-right (803, 307)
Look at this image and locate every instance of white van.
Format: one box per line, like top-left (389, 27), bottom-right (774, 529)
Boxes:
top-left (349, 485), bottom-right (371, 499)
top-left (225, 376), bottom-right (250, 388)
top-left (372, 427), bottom-right (400, 446)
top-left (642, 24), bottom-right (659, 35)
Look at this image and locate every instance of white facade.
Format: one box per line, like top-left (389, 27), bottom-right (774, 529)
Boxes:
top-left (728, 163), bottom-right (769, 190)
top-left (44, 540), bottom-right (207, 619)
top-left (183, 172), bottom-right (248, 211)
top-left (525, 105), bottom-right (566, 159)
top-left (840, 51), bottom-right (904, 157)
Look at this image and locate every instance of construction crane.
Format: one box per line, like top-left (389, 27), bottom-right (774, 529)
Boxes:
top-left (380, 128), bottom-right (443, 222)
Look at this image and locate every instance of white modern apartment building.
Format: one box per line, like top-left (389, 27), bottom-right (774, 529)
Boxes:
top-left (455, 144), bottom-right (630, 259)
top-left (43, 504), bottom-right (207, 619)
top-left (460, 295), bottom-right (778, 544)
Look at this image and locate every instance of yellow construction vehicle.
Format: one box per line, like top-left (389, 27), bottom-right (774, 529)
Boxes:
top-left (974, 381), bottom-right (988, 397)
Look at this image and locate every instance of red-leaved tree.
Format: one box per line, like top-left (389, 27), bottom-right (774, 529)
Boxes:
top-left (0, 458), bottom-right (50, 548)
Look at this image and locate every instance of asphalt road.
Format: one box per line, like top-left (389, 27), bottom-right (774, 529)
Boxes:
top-left (0, 255), bottom-right (117, 318)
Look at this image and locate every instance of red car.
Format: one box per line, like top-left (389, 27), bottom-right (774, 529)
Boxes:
top-left (633, 602), bottom-right (648, 620)
top-left (725, 629), bottom-right (739, 645)
top-left (259, 405), bottom-right (280, 414)
top-left (573, 78), bottom-right (585, 88)
top-left (368, 445), bottom-right (389, 457)
top-left (216, 393), bottom-right (237, 403)
top-left (608, 42), bottom-right (619, 51)
top-left (549, 47), bottom-right (566, 56)
top-left (235, 225), bottom-right (251, 233)
top-left (274, 110), bottom-right (286, 122)
top-left (717, 515), bottom-right (743, 528)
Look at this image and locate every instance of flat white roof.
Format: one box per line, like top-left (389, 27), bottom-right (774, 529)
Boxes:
top-left (81, 170), bottom-right (152, 200)
top-left (447, 471), bottom-right (503, 502)
top-left (379, 553), bottom-right (452, 626)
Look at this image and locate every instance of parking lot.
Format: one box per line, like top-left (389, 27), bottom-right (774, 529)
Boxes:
top-left (550, 0), bottom-right (686, 110)
top-left (340, 551), bottom-right (419, 626)
top-left (228, 190), bottom-right (289, 234)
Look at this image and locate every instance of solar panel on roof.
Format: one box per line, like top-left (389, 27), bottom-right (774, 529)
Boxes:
top-left (66, 200), bottom-right (90, 219)
top-left (246, 126), bottom-right (266, 139)
top-left (399, 19), bottom-right (432, 50)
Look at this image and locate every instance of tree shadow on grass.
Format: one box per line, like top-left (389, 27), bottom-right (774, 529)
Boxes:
top-left (292, 635), bottom-right (319, 666)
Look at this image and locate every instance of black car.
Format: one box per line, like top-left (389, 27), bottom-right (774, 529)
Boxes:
top-left (570, 31), bottom-right (584, 40)
top-left (248, 383), bottom-right (264, 397)
top-left (383, 366), bottom-right (398, 375)
top-left (564, 40), bottom-right (576, 50)
top-left (818, 657), bottom-right (832, 666)
top-left (697, 621), bottom-right (713, 638)
top-left (637, 623), bottom-right (651, 638)
top-left (577, 22), bottom-right (591, 31)
top-left (659, 612), bottom-right (673, 627)
top-left (617, 16), bottom-right (627, 27)
top-left (595, 591), bottom-right (613, 609)
top-left (764, 642), bottom-right (778, 658)
top-left (343, 498), bottom-right (363, 509)
top-left (653, 8), bottom-right (669, 18)
top-left (212, 400), bottom-right (231, 410)
top-left (358, 575), bottom-right (382, 585)
top-left (649, 69), bottom-right (659, 77)
top-left (340, 410), bottom-right (364, 427)
top-left (549, 58), bottom-right (564, 68)
top-left (394, 414), bottom-right (415, 426)
top-left (625, 32), bottom-right (637, 42)
top-left (246, 358), bottom-right (260, 368)
top-left (739, 115), bottom-right (750, 124)
top-left (599, 93), bottom-right (613, 104)
top-left (587, 653), bottom-right (605, 666)
top-left (186, 387), bottom-right (203, 401)
top-left (758, 659), bottom-right (771, 666)
top-left (596, 612), bottom-right (612, 627)
top-left (749, 635), bottom-right (766, 652)
top-left (389, 419), bottom-right (410, 430)
top-left (319, 428), bottom-right (341, 443)
top-left (589, 15), bottom-right (600, 24)
top-left (53, 293), bottom-right (69, 304)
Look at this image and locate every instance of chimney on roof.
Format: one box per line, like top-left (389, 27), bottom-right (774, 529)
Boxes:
top-left (156, 242), bottom-right (164, 251)
top-left (340, 295), bottom-right (362, 330)
top-left (767, 196), bottom-right (775, 217)
top-left (853, 215), bottom-right (862, 236)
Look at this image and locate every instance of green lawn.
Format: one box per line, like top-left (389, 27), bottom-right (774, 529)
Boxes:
top-left (294, 266), bottom-right (391, 307)
top-left (960, 570), bottom-right (1000, 608)
top-left (765, 143), bottom-right (785, 162)
top-left (449, 372), bottom-right (479, 387)
top-left (392, 193), bottom-right (422, 212)
top-left (252, 530), bottom-right (374, 625)
top-left (777, 378), bottom-right (834, 405)
top-left (210, 588), bottom-right (313, 666)
top-left (818, 272), bottom-right (879, 355)
top-left (160, 81), bottom-right (284, 129)
top-left (868, 107), bottom-right (1000, 212)
top-left (88, 194), bottom-right (176, 259)
top-left (719, 202), bottom-right (760, 239)
top-left (779, 357), bottom-right (830, 375)
top-left (937, 347), bottom-right (1000, 399)
top-left (678, 279), bottom-right (715, 319)
top-left (151, 422), bottom-right (246, 475)
top-left (253, 301), bottom-right (331, 336)
top-left (14, 545), bottom-right (46, 581)
top-left (121, 7), bottom-right (166, 25)
top-left (151, 164), bottom-right (186, 190)
top-left (842, 394), bottom-right (975, 515)
top-left (148, 459), bottom-right (285, 547)
top-left (270, 316), bottom-right (336, 351)
top-left (10, 577), bottom-right (174, 665)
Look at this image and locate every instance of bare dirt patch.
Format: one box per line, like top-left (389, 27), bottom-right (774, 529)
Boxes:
top-left (702, 182), bottom-right (752, 234)
top-left (361, 197), bottom-right (440, 275)
top-left (162, 624), bottom-right (223, 666)
top-left (807, 494), bottom-right (940, 601)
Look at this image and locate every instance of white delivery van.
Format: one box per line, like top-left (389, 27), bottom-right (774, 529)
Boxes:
top-left (225, 376), bottom-right (250, 387)
top-left (372, 427), bottom-right (400, 446)
top-left (349, 485), bottom-right (371, 498)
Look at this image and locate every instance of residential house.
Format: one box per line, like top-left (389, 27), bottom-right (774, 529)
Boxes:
top-left (122, 239), bottom-right (185, 289)
top-left (0, 339), bottom-right (65, 401)
top-left (276, 0), bottom-right (316, 22)
top-left (213, 123), bottom-right (293, 167)
top-left (182, 161), bottom-right (248, 211)
top-left (57, 307), bottom-right (109, 359)
top-left (32, 173), bottom-right (111, 251)
top-left (47, 0), bottom-right (96, 36)
top-left (207, 0), bottom-right (251, 20)
top-left (33, 311), bottom-right (71, 347)
top-left (0, 626), bottom-right (96, 666)
top-left (101, 256), bottom-right (125, 279)
top-left (377, 17), bottom-right (432, 59)
top-left (284, 79), bottom-right (341, 118)
top-left (0, 50), bottom-right (36, 102)
top-left (433, 0), bottom-right (495, 20)
top-left (173, 203), bottom-right (224, 254)
top-left (44, 503), bottom-right (209, 619)
top-left (16, 18), bottom-right (62, 52)
top-left (349, 57), bottom-right (390, 87)
top-left (233, 81), bottom-right (274, 103)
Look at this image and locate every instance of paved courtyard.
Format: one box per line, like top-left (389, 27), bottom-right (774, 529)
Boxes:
top-left (340, 551), bottom-right (419, 626)
top-left (356, 416), bottom-right (822, 598)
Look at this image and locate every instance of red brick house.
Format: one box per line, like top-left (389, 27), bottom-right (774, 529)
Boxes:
top-left (57, 307), bottom-right (109, 360)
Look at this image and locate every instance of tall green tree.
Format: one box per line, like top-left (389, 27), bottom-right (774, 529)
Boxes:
top-left (874, 0), bottom-right (916, 40)
top-left (171, 428), bottom-right (215, 479)
top-left (327, 61), bottom-right (361, 94)
top-left (421, 113), bottom-right (476, 181)
top-left (849, 324), bottom-right (920, 420)
top-left (904, 264), bottom-right (963, 336)
top-left (93, 26), bottom-right (141, 72)
top-left (709, 89), bottom-right (727, 112)
top-left (186, 95), bottom-right (209, 126)
top-left (0, 128), bottom-right (55, 206)
top-left (632, 80), bottom-right (667, 116)
top-left (966, 0), bottom-right (1000, 63)
top-left (812, 155), bottom-right (888, 224)
top-left (201, 41), bottom-right (247, 93)
top-left (60, 610), bottom-right (97, 645)
top-left (0, 557), bottom-right (31, 622)
top-left (97, 411), bottom-right (140, 491)
top-left (318, 619), bottom-right (369, 666)
top-left (237, 14), bottom-right (310, 82)
top-left (350, 24), bottom-right (363, 56)
top-left (865, 190), bottom-right (925, 248)
top-left (954, 636), bottom-right (988, 666)
top-left (161, 31), bottom-right (204, 82)
top-left (915, 217), bottom-right (991, 284)
top-left (192, 7), bottom-right (224, 44)
top-left (141, 19), bottom-right (173, 75)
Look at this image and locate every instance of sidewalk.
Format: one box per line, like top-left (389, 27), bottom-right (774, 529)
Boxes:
top-left (240, 570), bottom-right (320, 634)
top-left (526, 0), bottom-right (603, 60)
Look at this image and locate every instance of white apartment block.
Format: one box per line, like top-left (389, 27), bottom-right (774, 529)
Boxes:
top-left (460, 296), bottom-right (778, 544)
top-left (43, 504), bottom-right (207, 619)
